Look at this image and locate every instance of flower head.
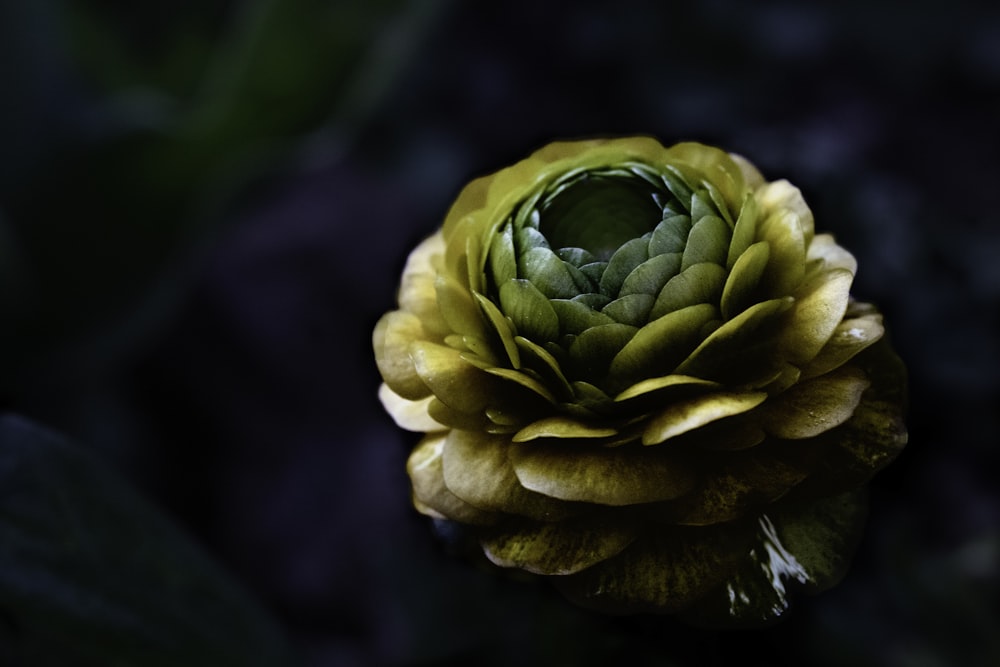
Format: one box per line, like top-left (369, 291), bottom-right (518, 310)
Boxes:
top-left (373, 137), bottom-right (907, 624)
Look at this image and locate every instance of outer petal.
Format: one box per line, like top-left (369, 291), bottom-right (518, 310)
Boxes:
top-left (441, 430), bottom-right (575, 521)
top-left (480, 513), bottom-right (638, 575)
top-left (778, 268), bottom-right (854, 365)
top-left (377, 384), bottom-right (445, 433)
top-left (407, 434), bottom-right (499, 525)
top-left (372, 311), bottom-right (431, 400)
top-left (556, 522), bottom-right (754, 614)
top-left (760, 365), bottom-right (870, 439)
top-left (510, 442), bottom-right (695, 506)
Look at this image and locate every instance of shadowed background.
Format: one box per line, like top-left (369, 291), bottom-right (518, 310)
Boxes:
top-left (1, 0), bottom-right (998, 665)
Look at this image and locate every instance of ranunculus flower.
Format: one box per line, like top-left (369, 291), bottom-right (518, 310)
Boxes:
top-left (373, 137), bottom-right (907, 625)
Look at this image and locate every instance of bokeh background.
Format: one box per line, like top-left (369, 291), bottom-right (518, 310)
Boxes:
top-left (2, 0), bottom-right (998, 665)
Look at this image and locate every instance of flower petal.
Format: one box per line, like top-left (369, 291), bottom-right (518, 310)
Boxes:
top-left (407, 434), bottom-right (499, 525)
top-left (720, 241), bottom-right (770, 320)
top-left (801, 314), bottom-right (884, 379)
top-left (481, 513), bottom-right (638, 575)
top-left (372, 311), bottom-right (431, 400)
top-left (510, 442), bottom-right (695, 506)
top-left (650, 262), bottom-right (727, 320)
top-left (642, 392), bottom-right (768, 445)
top-left (498, 279), bottom-right (560, 342)
top-left (378, 384), bottom-right (445, 433)
top-left (512, 416), bottom-right (618, 442)
top-left (778, 268), bottom-right (854, 365)
top-left (556, 522), bottom-right (752, 614)
top-left (608, 303), bottom-right (718, 389)
top-left (680, 215), bottom-right (730, 270)
top-left (411, 341), bottom-right (492, 413)
top-left (442, 430), bottom-right (575, 521)
top-left (761, 366), bottom-right (870, 439)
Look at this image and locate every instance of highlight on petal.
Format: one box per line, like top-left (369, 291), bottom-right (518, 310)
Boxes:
top-left (777, 268), bottom-right (854, 365)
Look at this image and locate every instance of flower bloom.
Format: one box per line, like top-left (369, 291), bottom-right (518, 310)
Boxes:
top-left (373, 138), bottom-right (907, 624)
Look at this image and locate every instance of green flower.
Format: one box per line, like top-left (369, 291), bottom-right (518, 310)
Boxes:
top-left (373, 137), bottom-right (907, 624)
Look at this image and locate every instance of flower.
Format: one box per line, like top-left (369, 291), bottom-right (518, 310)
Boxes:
top-left (373, 137), bottom-right (907, 625)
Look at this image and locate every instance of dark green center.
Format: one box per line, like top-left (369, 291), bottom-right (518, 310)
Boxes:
top-left (538, 173), bottom-right (665, 261)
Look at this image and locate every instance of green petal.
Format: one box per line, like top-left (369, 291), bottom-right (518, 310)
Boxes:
top-left (607, 303), bottom-right (717, 388)
top-left (681, 215), bottom-right (730, 271)
top-left (510, 442), bottom-right (695, 506)
top-left (602, 293), bottom-right (655, 327)
top-left (650, 262), bottom-right (727, 320)
top-left (498, 279), bottom-right (560, 342)
top-left (474, 292), bottom-right (521, 368)
top-left (441, 430), bottom-right (575, 521)
top-left (807, 233), bottom-right (857, 274)
top-left (481, 514), bottom-right (637, 575)
top-left (761, 366), bottom-right (870, 439)
top-left (488, 222), bottom-right (516, 287)
top-left (481, 366), bottom-right (559, 405)
top-left (619, 252), bottom-right (683, 297)
top-left (720, 241), bottom-right (770, 320)
top-left (372, 311), bottom-right (431, 400)
top-left (556, 523), bottom-right (750, 614)
top-left (557, 247), bottom-right (597, 267)
top-left (648, 215), bottom-right (691, 255)
top-left (512, 416), bottom-right (618, 442)
top-left (675, 297), bottom-right (793, 382)
top-left (514, 335), bottom-right (574, 399)
top-left (435, 273), bottom-right (485, 338)
top-left (682, 490), bottom-right (868, 628)
top-left (550, 298), bottom-right (616, 335)
top-left (566, 323), bottom-right (638, 385)
top-left (599, 237), bottom-right (650, 297)
top-left (642, 392), bottom-right (768, 445)
top-left (664, 453), bottom-right (809, 526)
top-left (614, 374), bottom-right (720, 402)
top-left (726, 194), bottom-right (759, 270)
top-left (801, 314), bottom-right (884, 379)
top-left (519, 247), bottom-right (581, 299)
top-left (756, 207), bottom-right (806, 298)
top-left (411, 341), bottom-right (492, 413)
top-left (407, 434), bottom-right (499, 525)
top-left (778, 268), bottom-right (854, 365)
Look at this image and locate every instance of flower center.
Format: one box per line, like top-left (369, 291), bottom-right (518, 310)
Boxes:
top-left (538, 171), bottom-right (665, 261)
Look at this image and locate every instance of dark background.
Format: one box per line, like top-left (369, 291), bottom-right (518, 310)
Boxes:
top-left (2, 0), bottom-right (998, 665)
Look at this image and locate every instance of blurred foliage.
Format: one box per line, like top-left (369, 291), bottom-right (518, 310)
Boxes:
top-left (0, 0), bottom-right (444, 407)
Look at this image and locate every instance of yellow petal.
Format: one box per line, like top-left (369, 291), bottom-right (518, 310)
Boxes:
top-left (441, 430), bottom-right (575, 521)
top-left (642, 392), bottom-right (768, 445)
top-left (372, 311), bottom-right (431, 400)
top-left (778, 268), bottom-right (854, 365)
top-left (377, 384), bottom-right (445, 433)
top-left (761, 365), bottom-right (870, 439)
top-left (407, 434), bottom-right (499, 525)
top-left (510, 442), bottom-right (695, 506)
top-left (481, 513), bottom-right (637, 575)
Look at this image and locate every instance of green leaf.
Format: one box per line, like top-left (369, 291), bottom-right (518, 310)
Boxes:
top-left (0, 416), bottom-right (292, 667)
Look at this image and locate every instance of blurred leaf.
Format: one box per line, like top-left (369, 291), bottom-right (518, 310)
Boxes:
top-left (0, 415), bottom-right (294, 667)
